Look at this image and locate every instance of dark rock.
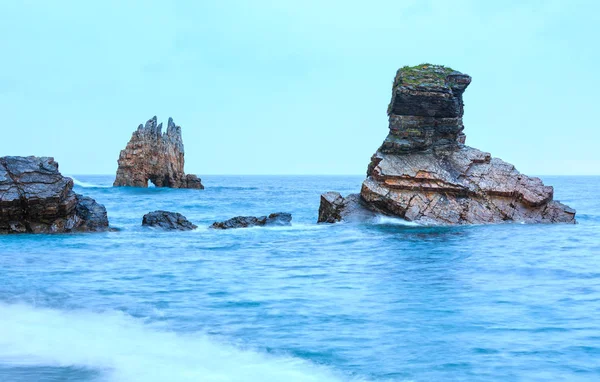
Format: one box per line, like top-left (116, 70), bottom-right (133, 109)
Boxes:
top-left (114, 116), bottom-right (204, 189)
top-left (184, 174), bottom-right (203, 189)
top-left (210, 216), bottom-right (265, 229)
top-left (265, 212), bottom-right (292, 226)
top-left (317, 193), bottom-right (377, 223)
top-left (0, 156), bottom-right (110, 234)
top-left (320, 64), bottom-right (576, 225)
top-left (142, 210), bottom-right (197, 231)
top-left (383, 64), bottom-right (471, 154)
top-left (75, 195), bottom-right (110, 231)
top-left (210, 212), bottom-right (292, 229)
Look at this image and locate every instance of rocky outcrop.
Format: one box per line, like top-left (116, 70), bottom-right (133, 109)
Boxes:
top-left (210, 213), bottom-right (292, 229)
top-left (114, 116), bottom-right (204, 189)
top-left (319, 64), bottom-right (576, 225)
top-left (142, 210), bottom-right (197, 231)
top-left (0, 156), bottom-right (110, 233)
top-left (318, 193), bottom-right (376, 223)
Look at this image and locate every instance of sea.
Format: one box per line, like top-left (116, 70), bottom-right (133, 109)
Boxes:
top-left (0, 175), bottom-right (599, 381)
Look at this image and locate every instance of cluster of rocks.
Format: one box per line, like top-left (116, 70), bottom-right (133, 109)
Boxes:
top-left (0, 117), bottom-right (208, 234)
top-left (114, 116), bottom-right (203, 189)
top-left (0, 153), bottom-right (292, 233)
top-left (319, 64), bottom-right (576, 225)
top-left (142, 211), bottom-right (292, 231)
top-left (1, 68), bottom-right (577, 235)
top-left (0, 156), bottom-right (109, 234)
top-left (0, 154), bottom-right (291, 234)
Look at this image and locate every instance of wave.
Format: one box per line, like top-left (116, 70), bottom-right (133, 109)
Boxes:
top-left (69, 177), bottom-right (112, 188)
top-left (0, 303), bottom-right (355, 382)
top-left (372, 215), bottom-right (421, 227)
top-left (265, 223), bottom-right (329, 231)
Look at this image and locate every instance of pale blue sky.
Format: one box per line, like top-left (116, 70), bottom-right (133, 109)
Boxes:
top-left (1, 0), bottom-right (598, 175)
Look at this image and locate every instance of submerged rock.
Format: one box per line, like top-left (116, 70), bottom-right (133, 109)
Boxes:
top-left (114, 116), bottom-right (204, 189)
top-left (0, 156), bottom-right (110, 233)
top-left (265, 212), bottom-right (293, 226)
top-left (210, 213), bottom-right (292, 229)
top-left (319, 64), bottom-right (576, 225)
top-left (142, 210), bottom-right (197, 231)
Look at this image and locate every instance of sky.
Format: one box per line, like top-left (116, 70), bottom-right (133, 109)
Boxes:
top-left (0, 0), bottom-right (598, 175)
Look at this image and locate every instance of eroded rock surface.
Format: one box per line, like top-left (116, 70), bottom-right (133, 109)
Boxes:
top-left (319, 64), bottom-right (576, 225)
top-left (210, 213), bottom-right (292, 229)
top-left (114, 116), bottom-right (204, 189)
top-left (142, 210), bottom-right (197, 231)
top-left (0, 156), bottom-right (109, 233)
top-left (317, 193), bottom-right (376, 223)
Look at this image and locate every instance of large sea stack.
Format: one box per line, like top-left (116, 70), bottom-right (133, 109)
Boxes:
top-left (114, 116), bottom-right (203, 189)
top-left (0, 156), bottom-right (109, 233)
top-left (319, 64), bottom-right (576, 225)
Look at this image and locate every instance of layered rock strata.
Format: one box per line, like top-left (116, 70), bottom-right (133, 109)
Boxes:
top-left (318, 193), bottom-right (376, 223)
top-left (319, 64), bottom-right (576, 225)
top-left (114, 116), bottom-right (203, 189)
top-left (210, 213), bottom-right (292, 229)
top-left (142, 210), bottom-right (197, 231)
top-left (0, 156), bottom-right (109, 233)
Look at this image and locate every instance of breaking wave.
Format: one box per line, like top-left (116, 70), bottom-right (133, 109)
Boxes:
top-left (372, 215), bottom-right (421, 226)
top-left (70, 177), bottom-right (112, 188)
top-left (0, 303), bottom-right (355, 382)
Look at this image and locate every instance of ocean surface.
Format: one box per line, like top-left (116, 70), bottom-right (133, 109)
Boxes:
top-left (0, 175), bottom-right (599, 382)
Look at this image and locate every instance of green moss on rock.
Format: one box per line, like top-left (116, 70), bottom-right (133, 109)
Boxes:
top-left (393, 63), bottom-right (457, 88)
top-left (387, 64), bottom-right (460, 114)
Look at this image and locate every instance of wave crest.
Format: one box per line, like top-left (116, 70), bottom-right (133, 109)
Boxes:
top-left (69, 177), bottom-right (112, 188)
top-left (0, 303), bottom-right (355, 382)
top-left (372, 215), bottom-right (420, 226)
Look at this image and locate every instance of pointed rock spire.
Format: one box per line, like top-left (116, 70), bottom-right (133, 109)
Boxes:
top-left (114, 116), bottom-right (203, 189)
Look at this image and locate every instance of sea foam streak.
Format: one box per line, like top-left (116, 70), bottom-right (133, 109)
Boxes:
top-left (0, 303), bottom-right (353, 382)
top-left (372, 215), bottom-right (420, 226)
top-left (69, 176), bottom-right (112, 188)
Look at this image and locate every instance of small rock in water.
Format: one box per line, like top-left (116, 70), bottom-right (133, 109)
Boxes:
top-left (265, 212), bottom-right (293, 226)
top-left (210, 213), bottom-right (292, 229)
top-left (142, 210), bottom-right (197, 231)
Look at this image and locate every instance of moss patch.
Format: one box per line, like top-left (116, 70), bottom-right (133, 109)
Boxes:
top-left (387, 64), bottom-right (459, 114)
top-left (393, 63), bottom-right (457, 88)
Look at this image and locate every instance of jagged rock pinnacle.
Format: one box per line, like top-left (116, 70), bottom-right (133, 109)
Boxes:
top-left (113, 116), bottom-right (203, 189)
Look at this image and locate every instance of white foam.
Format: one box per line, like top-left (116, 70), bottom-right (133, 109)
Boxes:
top-left (0, 303), bottom-right (355, 382)
top-left (372, 215), bottom-right (421, 227)
top-left (69, 176), bottom-right (112, 188)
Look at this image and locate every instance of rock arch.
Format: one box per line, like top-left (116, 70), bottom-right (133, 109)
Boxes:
top-left (113, 116), bottom-right (203, 189)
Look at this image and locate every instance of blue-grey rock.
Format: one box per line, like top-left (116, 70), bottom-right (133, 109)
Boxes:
top-left (142, 210), bottom-right (197, 231)
top-left (0, 156), bottom-right (110, 234)
top-left (210, 212), bottom-right (292, 229)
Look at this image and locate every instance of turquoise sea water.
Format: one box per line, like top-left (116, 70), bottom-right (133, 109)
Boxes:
top-left (0, 175), bottom-right (599, 381)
